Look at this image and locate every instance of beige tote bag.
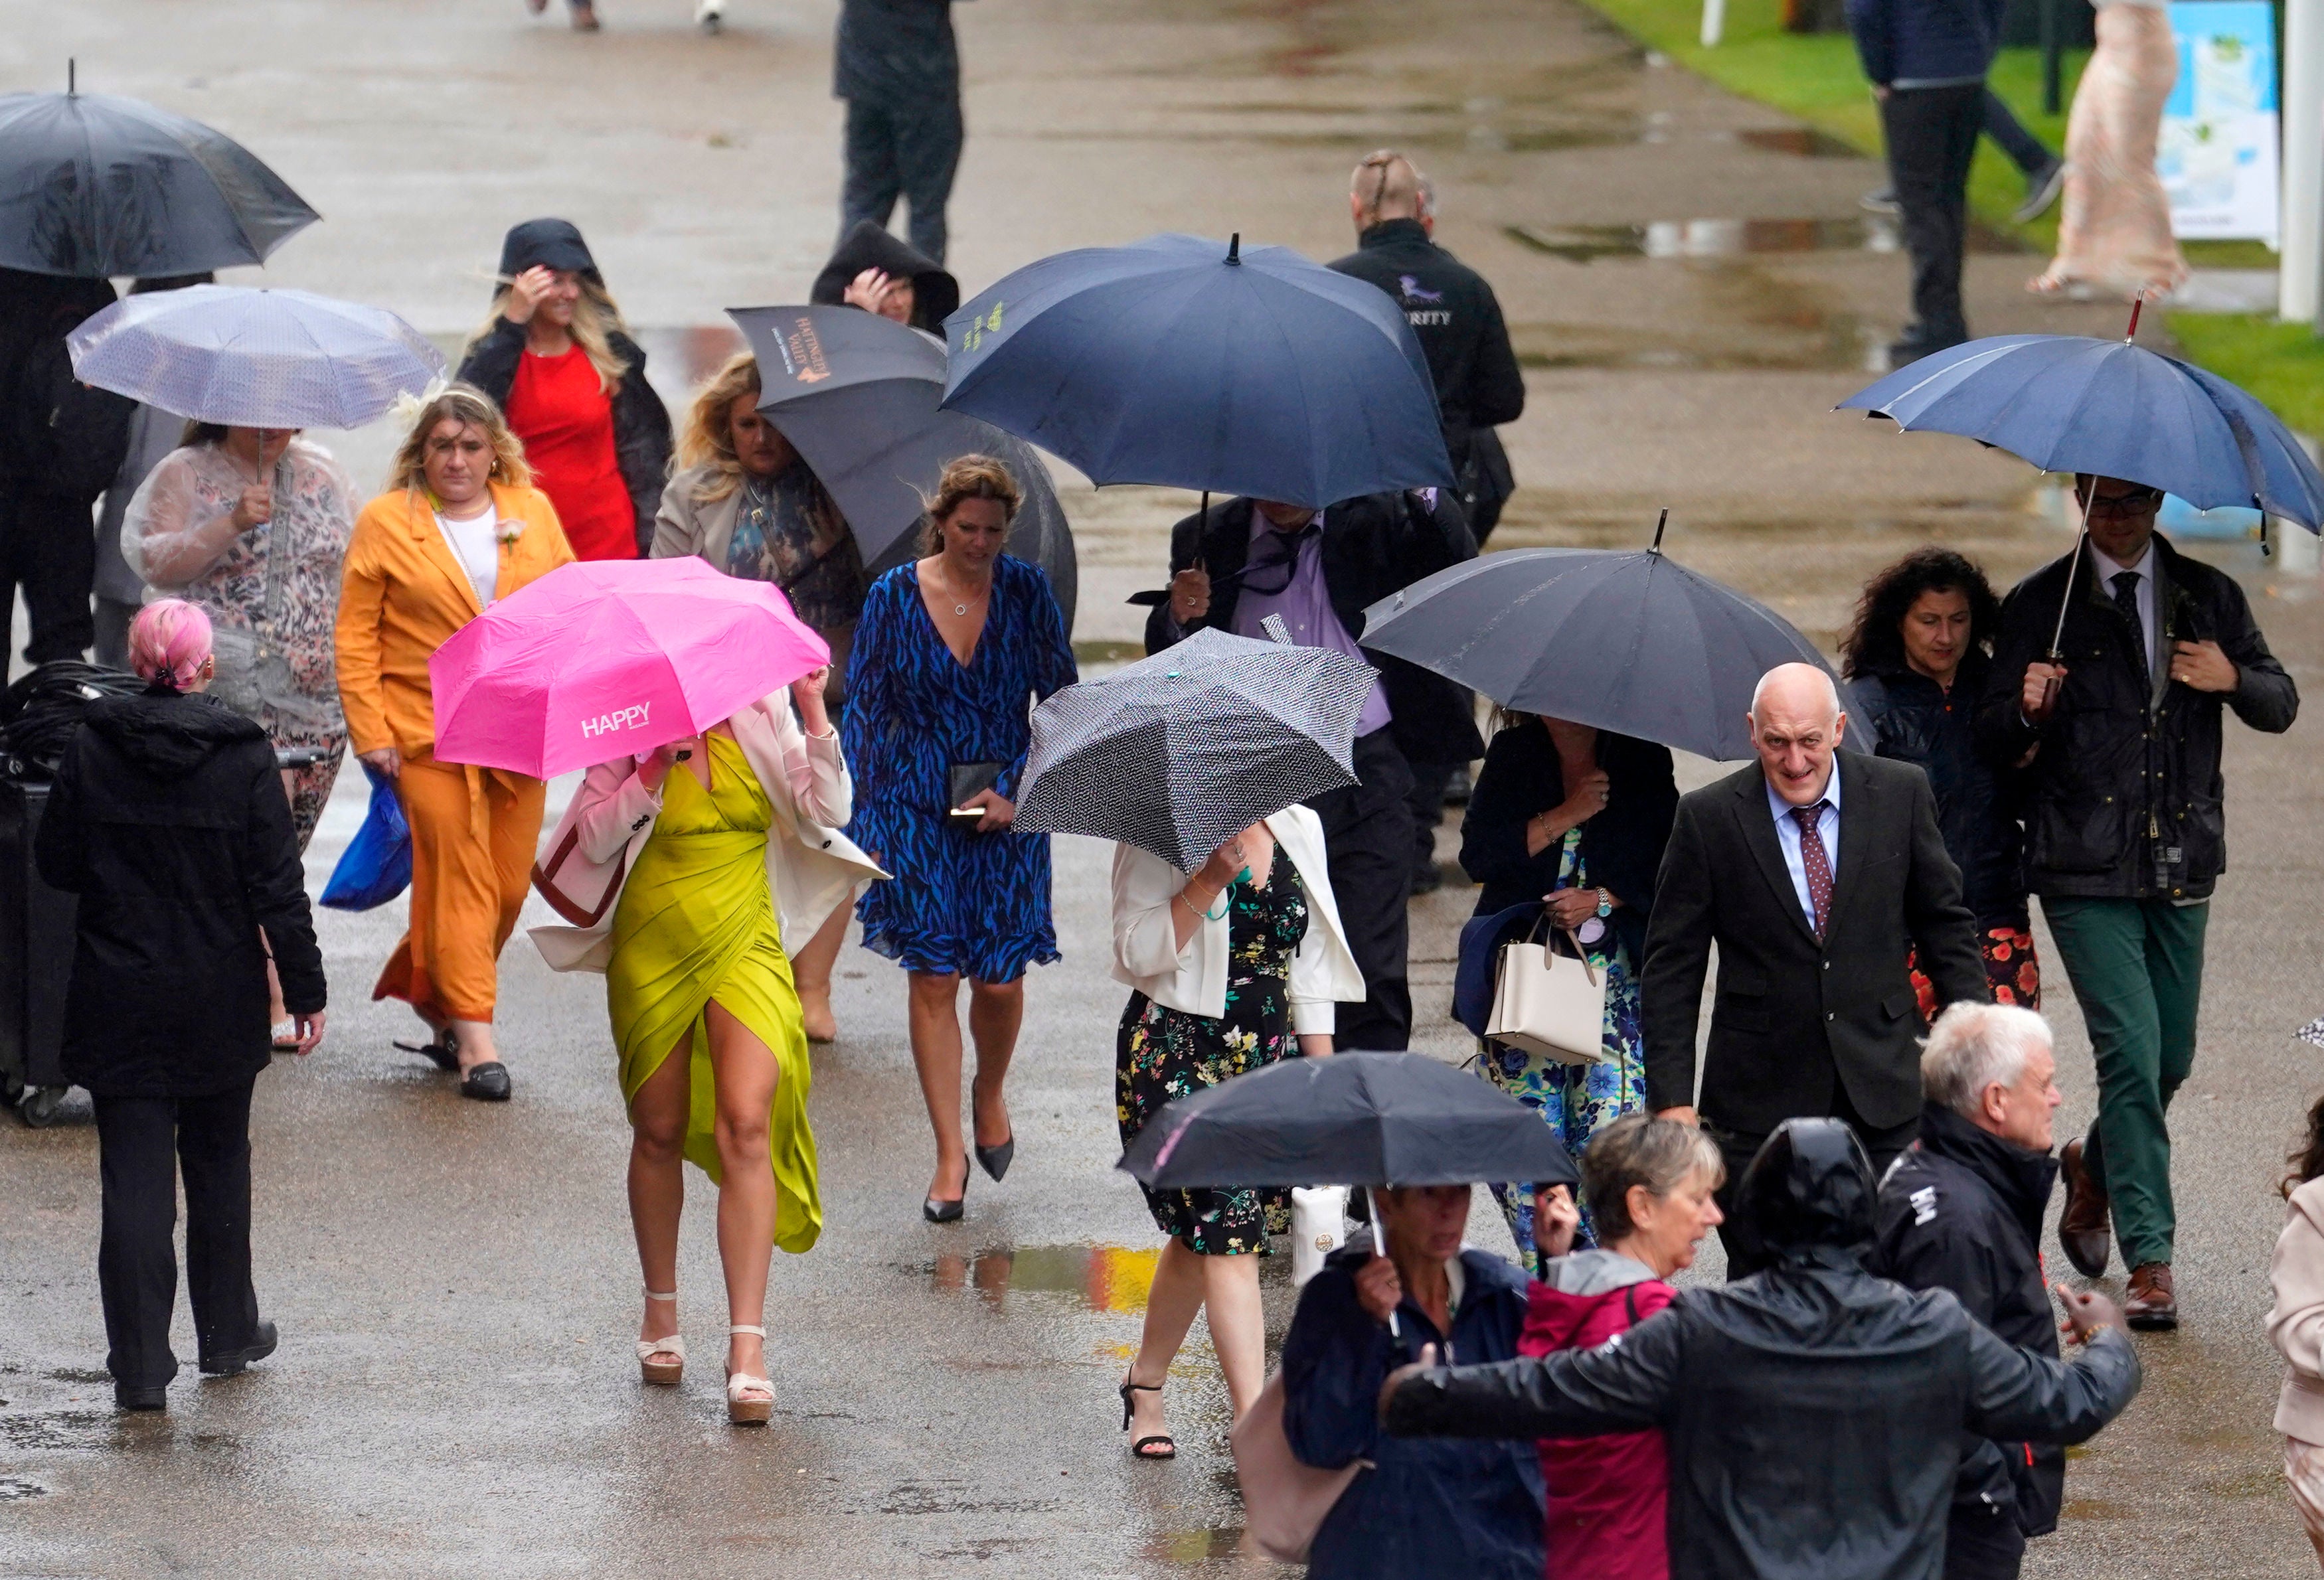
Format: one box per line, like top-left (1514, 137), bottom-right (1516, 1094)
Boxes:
top-left (1230, 1370), bottom-right (1367, 1563)
top-left (1484, 919), bottom-right (1608, 1066)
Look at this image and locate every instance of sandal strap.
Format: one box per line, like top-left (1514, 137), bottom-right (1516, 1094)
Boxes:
top-left (726, 1371), bottom-right (773, 1399)
top-left (728, 1324), bottom-right (766, 1338)
top-left (637, 1334), bottom-right (686, 1360)
top-left (643, 1288), bottom-right (678, 1302)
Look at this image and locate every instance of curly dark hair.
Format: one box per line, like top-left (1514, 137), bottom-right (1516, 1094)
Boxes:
top-left (2286, 1092), bottom-right (2324, 1198)
top-left (1839, 548), bottom-right (2003, 680)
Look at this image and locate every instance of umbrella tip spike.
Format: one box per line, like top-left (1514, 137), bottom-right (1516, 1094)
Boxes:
top-left (1651, 507), bottom-right (1669, 552)
top-left (1226, 233), bottom-right (1241, 266)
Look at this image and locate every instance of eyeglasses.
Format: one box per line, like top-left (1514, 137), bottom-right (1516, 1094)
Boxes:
top-left (2081, 486), bottom-right (2164, 517)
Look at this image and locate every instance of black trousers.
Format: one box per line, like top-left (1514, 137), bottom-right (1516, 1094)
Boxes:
top-left (0, 487), bottom-right (96, 663)
top-left (1406, 760), bottom-right (1457, 884)
top-left (1307, 728), bottom-right (1414, 1050)
top-left (1981, 90), bottom-right (2052, 178)
top-left (1708, 1083), bottom-right (1918, 1278)
top-left (94, 1080), bottom-right (262, 1387)
top-left (1880, 82), bottom-right (1985, 349)
top-left (1944, 1500), bottom-right (2027, 1580)
top-left (841, 95), bottom-right (964, 266)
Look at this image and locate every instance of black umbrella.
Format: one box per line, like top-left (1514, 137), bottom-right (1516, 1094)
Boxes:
top-left (727, 305), bottom-right (1078, 628)
top-left (0, 73), bottom-right (318, 278)
top-left (1358, 518), bottom-right (1865, 763)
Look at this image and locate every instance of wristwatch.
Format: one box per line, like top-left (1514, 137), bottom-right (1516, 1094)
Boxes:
top-left (1595, 888), bottom-right (1613, 919)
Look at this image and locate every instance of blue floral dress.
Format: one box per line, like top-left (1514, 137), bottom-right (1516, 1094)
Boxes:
top-left (1480, 829), bottom-right (1647, 1269)
top-left (842, 555), bottom-right (1077, 983)
top-left (1117, 843), bottom-right (1308, 1255)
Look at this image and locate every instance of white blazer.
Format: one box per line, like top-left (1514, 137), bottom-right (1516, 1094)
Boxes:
top-left (1110, 805), bottom-right (1364, 1036)
top-left (528, 688), bottom-right (886, 974)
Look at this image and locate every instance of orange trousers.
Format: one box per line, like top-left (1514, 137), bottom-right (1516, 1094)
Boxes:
top-left (373, 752), bottom-right (546, 1024)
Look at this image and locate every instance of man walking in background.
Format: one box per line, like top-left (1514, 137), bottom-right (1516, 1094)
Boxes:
top-left (1641, 663), bottom-right (1987, 1275)
top-left (834, 0), bottom-right (967, 265)
top-left (1978, 474), bottom-right (2297, 1329)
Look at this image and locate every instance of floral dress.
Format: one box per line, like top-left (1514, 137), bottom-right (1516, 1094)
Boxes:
top-left (124, 437), bottom-right (356, 850)
top-left (1479, 829), bottom-right (1647, 1269)
top-left (1116, 843), bottom-right (1308, 1255)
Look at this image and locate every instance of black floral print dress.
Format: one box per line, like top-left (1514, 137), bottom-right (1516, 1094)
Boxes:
top-left (1116, 842), bottom-right (1308, 1256)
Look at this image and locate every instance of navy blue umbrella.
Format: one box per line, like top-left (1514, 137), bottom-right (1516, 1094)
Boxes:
top-left (938, 232), bottom-right (1454, 508)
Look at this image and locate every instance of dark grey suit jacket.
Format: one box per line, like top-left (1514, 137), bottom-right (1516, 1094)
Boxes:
top-left (1640, 753), bottom-right (1988, 1134)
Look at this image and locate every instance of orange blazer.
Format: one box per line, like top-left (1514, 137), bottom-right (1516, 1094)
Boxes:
top-left (335, 481), bottom-right (575, 757)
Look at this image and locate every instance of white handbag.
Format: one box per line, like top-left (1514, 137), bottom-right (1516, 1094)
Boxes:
top-left (1232, 1370), bottom-right (1367, 1563)
top-left (1484, 915), bottom-right (1609, 1065)
top-left (1290, 1186), bottom-right (1350, 1287)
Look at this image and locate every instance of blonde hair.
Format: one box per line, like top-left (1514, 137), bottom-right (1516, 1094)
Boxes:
top-left (1353, 149), bottom-right (1430, 226)
top-left (920, 454), bottom-right (1022, 555)
top-left (677, 353), bottom-right (765, 506)
top-left (385, 383), bottom-right (533, 497)
top-left (467, 275), bottom-right (634, 395)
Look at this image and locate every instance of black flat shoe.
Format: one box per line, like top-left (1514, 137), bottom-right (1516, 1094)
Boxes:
top-left (461, 1062), bottom-right (512, 1101)
top-left (973, 1135), bottom-right (1015, 1184)
top-left (200, 1320), bottom-right (278, 1377)
top-left (922, 1194), bottom-right (964, 1224)
top-left (114, 1383), bottom-right (167, 1412)
top-left (394, 1028), bottom-right (461, 1072)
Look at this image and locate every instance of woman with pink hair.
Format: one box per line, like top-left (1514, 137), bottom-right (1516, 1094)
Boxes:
top-left (35, 599), bottom-right (326, 1414)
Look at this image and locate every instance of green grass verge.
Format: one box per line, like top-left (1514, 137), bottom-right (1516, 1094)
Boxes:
top-left (2167, 314), bottom-right (2324, 437)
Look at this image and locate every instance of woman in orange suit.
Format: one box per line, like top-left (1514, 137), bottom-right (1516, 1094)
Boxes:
top-left (335, 385), bottom-right (574, 1101)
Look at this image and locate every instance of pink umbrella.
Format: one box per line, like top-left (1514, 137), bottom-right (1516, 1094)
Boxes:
top-left (428, 558), bottom-right (830, 779)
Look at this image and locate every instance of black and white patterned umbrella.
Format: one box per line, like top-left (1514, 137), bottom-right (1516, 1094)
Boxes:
top-left (1015, 628), bottom-right (1374, 872)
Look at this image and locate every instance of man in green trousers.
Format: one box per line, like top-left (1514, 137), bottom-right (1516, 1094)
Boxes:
top-left (1979, 475), bottom-right (2298, 1328)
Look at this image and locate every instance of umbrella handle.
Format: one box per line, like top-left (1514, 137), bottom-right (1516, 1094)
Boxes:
top-left (2045, 482), bottom-right (2094, 663)
top-left (1367, 1185), bottom-right (1402, 1340)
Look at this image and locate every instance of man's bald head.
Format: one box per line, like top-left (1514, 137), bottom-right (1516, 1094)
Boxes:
top-left (1748, 663), bottom-right (1847, 807)
top-left (1351, 149), bottom-right (1430, 228)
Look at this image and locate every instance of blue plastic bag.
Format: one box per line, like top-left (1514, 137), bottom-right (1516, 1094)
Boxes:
top-left (320, 763), bottom-right (412, 911)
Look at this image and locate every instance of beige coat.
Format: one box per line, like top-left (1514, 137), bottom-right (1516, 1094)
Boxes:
top-left (528, 688), bottom-right (884, 971)
top-left (2272, 1177), bottom-right (2324, 1441)
top-left (649, 462), bottom-right (746, 568)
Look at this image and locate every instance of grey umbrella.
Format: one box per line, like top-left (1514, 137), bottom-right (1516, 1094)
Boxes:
top-left (66, 285), bottom-right (444, 430)
top-left (1358, 520), bottom-right (1864, 763)
top-left (1014, 628), bottom-right (1374, 872)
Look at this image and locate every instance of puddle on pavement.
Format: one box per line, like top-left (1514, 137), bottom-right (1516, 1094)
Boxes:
top-left (1147, 1526), bottom-right (1254, 1565)
top-left (1073, 638), bottom-right (1147, 669)
top-left (927, 1244), bottom-right (1159, 1314)
top-left (0, 1407), bottom-right (112, 1453)
top-left (0, 1476), bottom-right (46, 1500)
top-left (1517, 315), bottom-right (1884, 373)
top-left (1731, 126), bottom-right (1862, 158)
top-left (1506, 217), bottom-right (2023, 263)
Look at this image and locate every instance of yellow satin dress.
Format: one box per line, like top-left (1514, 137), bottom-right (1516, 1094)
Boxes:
top-left (608, 732), bottom-right (820, 1253)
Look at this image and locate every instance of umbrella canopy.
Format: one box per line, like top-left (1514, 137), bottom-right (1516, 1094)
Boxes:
top-left (1015, 628), bottom-right (1372, 870)
top-left (1837, 332), bottom-right (2324, 532)
top-left (939, 232), bottom-right (1455, 507)
top-left (429, 558), bottom-right (829, 779)
top-left (67, 285), bottom-right (444, 430)
top-left (1359, 539), bottom-right (1864, 763)
top-left (1119, 1052), bottom-right (1578, 1190)
top-left (727, 305), bottom-right (1078, 627)
top-left (0, 89), bottom-right (318, 279)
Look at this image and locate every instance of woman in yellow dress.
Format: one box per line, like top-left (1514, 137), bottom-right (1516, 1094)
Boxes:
top-left (531, 666), bottom-right (878, 1424)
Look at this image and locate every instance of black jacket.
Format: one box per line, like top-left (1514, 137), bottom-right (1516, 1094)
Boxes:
top-left (456, 320), bottom-right (673, 557)
top-left (35, 688), bottom-right (324, 1098)
top-left (1143, 492), bottom-right (1484, 767)
top-left (833, 0), bottom-right (959, 104)
top-left (0, 268), bottom-right (132, 501)
top-left (1870, 1102), bottom-right (2065, 1538)
top-left (1641, 753), bottom-right (1988, 1131)
top-left (1459, 719), bottom-right (1677, 966)
top-left (811, 218), bottom-right (961, 334)
top-left (1382, 1121), bottom-right (2140, 1580)
top-left (1855, 648), bottom-right (2028, 927)
top-left (1975, 533), bottom-right (2297, 901)
top-left (1327, 220), bottom-right (1524, 480)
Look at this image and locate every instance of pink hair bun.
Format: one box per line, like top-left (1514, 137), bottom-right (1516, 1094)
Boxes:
top-left (127, 599), bottom-right (214, 692)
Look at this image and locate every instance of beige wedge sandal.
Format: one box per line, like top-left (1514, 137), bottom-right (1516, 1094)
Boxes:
top-left (725, 1323), bottom-right (773, 1425)
top-left (637, 1289), bottom-right (685, 1385)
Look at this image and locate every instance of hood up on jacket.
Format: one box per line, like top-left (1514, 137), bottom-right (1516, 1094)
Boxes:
top-left (497, 217), bottom-right (600, 282)
top-left (1528, 1247), bottom-right (1665, 1351)
top-left (811, 220), bottom-right (960, 333)
top-left (1740, 1117), bottom-right (1877, 1262)
top-left (83, 686), bottom-right (266, 780)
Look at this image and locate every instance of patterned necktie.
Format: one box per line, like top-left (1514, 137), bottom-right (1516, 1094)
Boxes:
top-left (1791, 803), bottom-right (1833, 939)
top-left (2111, 570), bottom-right (2147, 676)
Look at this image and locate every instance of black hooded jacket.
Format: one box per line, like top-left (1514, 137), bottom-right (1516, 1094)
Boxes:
top-left (0, 268), bottom-right (133, 501)
top-left (1870, 1102), bottom-right (2065, 1538)
top-left (1854, 647), bottom-right (2029, 928)
top-left (1383, 1119), bottom-right (2140, 1580)
top-left (35, 687), bottom-right (324, 1097)
top-left (811, 219), bottom-right (961, 335)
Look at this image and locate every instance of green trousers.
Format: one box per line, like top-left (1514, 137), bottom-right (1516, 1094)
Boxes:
top-left (2041, 895), bottom-right (2208, 1269)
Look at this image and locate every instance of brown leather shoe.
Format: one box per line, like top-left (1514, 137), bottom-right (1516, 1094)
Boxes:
top-left (2123, 1262), bottom-right (2177, 1330)
top-left (2056, 1137), bottom-right (2112, 1277)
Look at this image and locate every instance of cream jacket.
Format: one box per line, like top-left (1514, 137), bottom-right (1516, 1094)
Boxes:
top-left (1110, 805), bottom-right (1363, 1036)
top-left (2271, 1176), bottom-right (2324, 1441)
top-left (527, 688), bottom-right (884, 973)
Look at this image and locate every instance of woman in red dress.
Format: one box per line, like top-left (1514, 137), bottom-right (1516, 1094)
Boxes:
top-left (457, 218), bottom-right (671, 561)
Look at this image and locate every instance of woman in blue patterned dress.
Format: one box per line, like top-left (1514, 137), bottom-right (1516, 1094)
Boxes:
top-left (1459, 714), bottom-right (1677, 1268)
top-left (842, 456), bottom-right (1077, 1222)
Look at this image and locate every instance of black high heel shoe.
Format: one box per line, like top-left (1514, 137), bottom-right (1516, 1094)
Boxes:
top-left (923, 1157), bottom-right (967, 1223)
top-left (973, 1134), bottom-right (1015, 1183)
top-left (1119, 1368), bottom-right (1175, 1460)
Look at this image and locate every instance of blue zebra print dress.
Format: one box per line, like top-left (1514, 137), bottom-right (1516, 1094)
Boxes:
top-left (842, 555), bottom-right (1078, 983)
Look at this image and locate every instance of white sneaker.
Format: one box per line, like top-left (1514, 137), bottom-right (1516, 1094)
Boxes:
top-left (696, 0), bottom-right (723, 30)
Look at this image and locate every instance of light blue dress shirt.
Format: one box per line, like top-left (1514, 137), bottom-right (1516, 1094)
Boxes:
top-left (1766, 765), bottom-right (1841, 930)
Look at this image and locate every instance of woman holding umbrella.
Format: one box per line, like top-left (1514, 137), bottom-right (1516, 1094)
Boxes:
top-left (335, 386), bottom-right (574, 1101)
top-left (842, 455), bottom-right (1076, 1220)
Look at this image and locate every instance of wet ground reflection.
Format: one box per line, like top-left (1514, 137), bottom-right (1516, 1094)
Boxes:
top-left (928, 1244), bottom-right (1161, 1314)
top-left (1732, 126), bottom-right (1861, 157)
top-left (1507, 216), bottom-right (2023, 263)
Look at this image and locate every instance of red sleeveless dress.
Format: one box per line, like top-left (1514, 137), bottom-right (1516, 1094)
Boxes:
top-left (505, 345), bottom-right (633, 561)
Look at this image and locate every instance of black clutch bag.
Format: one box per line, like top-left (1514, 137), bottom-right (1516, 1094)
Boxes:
top-left (948, 761), bottom-right (1002, 811)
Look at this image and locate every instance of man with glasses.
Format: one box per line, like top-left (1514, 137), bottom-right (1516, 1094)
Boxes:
top-left (1144, 491), bottom-right (1480, 1049)
top-left (1979, 474), bottom-right (2297, 1328)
